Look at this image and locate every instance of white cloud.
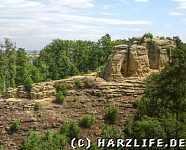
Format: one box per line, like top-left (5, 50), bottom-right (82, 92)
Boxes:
top-left (173, 0), bottom-right (186, 9)
top-left (0, 0), bottom-right (152, 49)
top-left (134, 0), bottom-right (149, 3)
top-left (169, 11), bottom-right (185, 16)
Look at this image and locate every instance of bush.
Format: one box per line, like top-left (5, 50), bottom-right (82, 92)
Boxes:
top-left (10, 119), bottom-right (21, 132)
top-left (60, 121), bottom-right (80, 140)
top-left (55, 83), bottom-right (68, 96)
top-left (105, 105), bottom-right (119, 124)
top-left (24, 77), bottom-right (34, 92)
top-left (80, 114), bottom-right (96, 128)
top-left (34, 102), bottom-right (41, 111)
top-left (102, 124), bottom-right (123, 140)
top-left (133, 99), bottom-right (141, 108)
top-left (143, 32), bottom-right (153, 39)
top-left (133, 119), bottom-right (167, 139)
top-left (54, 91), bottom-right (65, 104)
top-left (74, 79), bottom-right (81, 88)
top-left (22, 130), bottom-right (67, 150)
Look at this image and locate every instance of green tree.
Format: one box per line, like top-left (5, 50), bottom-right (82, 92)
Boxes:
top-left (3, 39), bottom-right (17, 88)
top-left (0, 49), bottom-right (6, 92)
top-left (16, 48), bottom-right (29, 86)
top-left (98, 34), bottom-right (113, 63)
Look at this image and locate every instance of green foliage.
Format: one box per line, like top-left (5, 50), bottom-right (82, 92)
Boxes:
top-left (60, 121), bottom-right (80, 140)
top-left (105, 105), bottom-right (119, 124)
top-left (16, 48), bottom-right (29, 86)
top-left (54, 83), bottom-right (68, 104)
top-left (37, 34), bottom-right (113, 80)
top-left (24, 77), bottom-right (34, 92)
top-left (133, 119), bottom-right (167, 139)
top-left (143, 32), bottom-right (153, 39)
top-left (102, 124), bottom-right (123, 140)
top-left (80, 114), bottom-right (96, 128)
top-left (74, 79), bottom-right (81, 88)
top-left (34, 102), bottom-right (41, 111)
top-left (10, 119), bottom-right (21, 132)
top-left (54, 91), bottom-right (65, 104)
top-left (132, 99), bottom-right (141, 108)
top-left (55, 83), bottom-right (68, 96)
top-left (22, 130), bottom-right (67, 150)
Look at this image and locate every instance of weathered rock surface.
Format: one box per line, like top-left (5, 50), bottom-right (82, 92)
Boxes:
top-left (102, 37), bottom-right (176, 82)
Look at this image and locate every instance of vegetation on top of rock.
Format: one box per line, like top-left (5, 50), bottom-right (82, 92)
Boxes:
top-left (60, 121), bottom-right (80, 140)
top-left (143, 32), bottom-right (153, 39)
top-left (132, 99), bottom-right (141, 109)
top-left (10, 119), bottom-right (21, 133)
top-left (24, 77), bottom-right (34, 92)
top-left (74, 79), bottom-right (82, 88)
top-left (80, 114), bottom-right (96, 128)
top-left (54, 91), bottom-right (65, 104)
top-left (34, 102), bottom-right (41, 111)
top-left (54, 83), bottom-right (68, 104)
top-left (55, 83), bottom-right (68, 96)
top-left (102, 124), bottom-right (123, 140)
top-left (105, 105), bottom-right (119, 124)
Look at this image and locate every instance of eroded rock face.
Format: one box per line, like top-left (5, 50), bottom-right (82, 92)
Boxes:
top-left (103, 37), bottom-right (176, 82)
top-left (103, 45), bottom-right (128, 82)
top-left (124, 44), bottom-right (150, 77)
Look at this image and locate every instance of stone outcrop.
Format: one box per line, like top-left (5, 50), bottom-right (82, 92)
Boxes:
top-left (102, 37), bottom-right (175, 82)
top-left (1, 37), bottom-right (176, 99)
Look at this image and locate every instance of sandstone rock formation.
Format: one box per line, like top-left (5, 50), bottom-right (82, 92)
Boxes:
top-left (1, 37), bottom-right (176, 99)
top-left (102, 37), bottom-right (175, 82)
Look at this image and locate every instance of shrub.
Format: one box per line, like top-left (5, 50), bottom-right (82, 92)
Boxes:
top-left (133, 99), bottom-right (141, 108)
top-left (74, 79), bottom-right (81, 88)
top-left (80, 114), bottom-right (96, 128)
top-left (24, 77), bottom-right (34, 92)
top-left (55, 83), bottom-right (68, 96)
top-left (105, 105), bottom-right (119, 124)
top-left (143, 32), bottom-right (153, 39)
top-left (34, 102), bottom-right (41, 111)
top-left (60, 121), bottom-right (80, 140)
top-left (54, 91), bottom-right (65, 104)
top-left (22, 130), bottom-right (67, 150)
top-left (102, 124), bottom-right (123, 140)
top-left (133, 119), bottom-right (167, 139)
top-left (10, 119), bottom-right (21, 132)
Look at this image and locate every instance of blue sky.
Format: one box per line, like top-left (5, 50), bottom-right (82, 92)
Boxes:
top-left (0, 0), bottom-right (186, 50)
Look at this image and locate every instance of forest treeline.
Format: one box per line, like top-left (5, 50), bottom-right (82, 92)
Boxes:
top-left (0, 34), bottom-right (129, 93)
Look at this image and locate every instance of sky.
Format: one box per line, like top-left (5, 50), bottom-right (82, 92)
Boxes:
top-left (0, 0), bottom-right (186, 50)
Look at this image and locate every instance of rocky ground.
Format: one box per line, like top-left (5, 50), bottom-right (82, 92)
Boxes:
top-left (0, 75), bottom-right (145, 150)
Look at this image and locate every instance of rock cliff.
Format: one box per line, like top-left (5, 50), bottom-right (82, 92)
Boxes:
top-left (102, 37), bottom-right (175, 82)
